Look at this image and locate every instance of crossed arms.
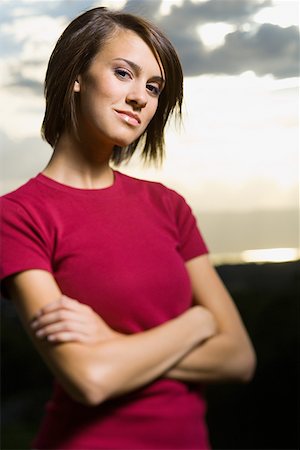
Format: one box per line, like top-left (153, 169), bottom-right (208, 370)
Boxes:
top-left (5, 254), bottom-right (256, 406)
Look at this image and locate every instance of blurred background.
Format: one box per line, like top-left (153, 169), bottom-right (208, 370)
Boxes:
top-left (1, 0), bottom-right (299, 449)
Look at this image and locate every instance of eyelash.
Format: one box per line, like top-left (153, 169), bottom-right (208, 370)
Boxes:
top-left (114, 68), bottom-right (161, 97)
top-left (114, 68), bottom-right (132, 80)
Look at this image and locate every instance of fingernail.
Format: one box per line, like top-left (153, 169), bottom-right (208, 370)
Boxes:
top-left (36, 330), bottom-right (44, 337)
top-left (31, 320), bottom-right (38, 329)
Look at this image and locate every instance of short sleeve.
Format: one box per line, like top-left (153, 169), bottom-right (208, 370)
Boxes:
top-left (169, 190), bottom-right (209, 262)
top-left (0, 197), bottom-right (53, 287)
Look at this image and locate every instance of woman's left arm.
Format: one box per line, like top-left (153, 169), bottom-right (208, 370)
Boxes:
top-left (166, 254), bottom-right (256, 383)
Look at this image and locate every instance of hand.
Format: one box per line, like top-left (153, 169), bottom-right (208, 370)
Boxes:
top-left (30, 295), bottom-right (120, 344)
top-left (190, 305), bottom-right (218, 342)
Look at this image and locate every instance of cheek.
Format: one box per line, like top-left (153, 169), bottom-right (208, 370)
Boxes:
top-left (79, 85), bottom-right (110, 118)
top-left (79, 95), bottom-right (101, 122)
top-left (95, 75), bottom-right (125, 99)
top-left (81, 74), bottom-right (118, 105)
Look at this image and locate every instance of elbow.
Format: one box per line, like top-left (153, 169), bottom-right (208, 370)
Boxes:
top-left (67, 366), bottom-right (110, 407)
top-left (236, 344), bottom-right (257, 383)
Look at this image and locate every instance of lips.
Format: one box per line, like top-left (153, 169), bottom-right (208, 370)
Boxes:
top-left (115, 110), bottom-right (141, 126)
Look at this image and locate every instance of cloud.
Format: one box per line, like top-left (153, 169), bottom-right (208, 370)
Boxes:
top-left (176, 23), bottom-right (299, 78)
top-left (0, 11), bottom-right (67, 92)
top-left (205, 23), bottom-right (300, 78)
top-left (161, 0), bottom-right (271, 27)
top-left (0, 130), bottom-right (51, 192)
top-left (0, 0), bottom-right (299, 97)
top-left (0, 0), bottom-right (96, 22)
top-left (120, 0), bottom-right (299, 78)
top-left (5, 71), bottom-right (43, 94)
top-left (155, 0), bottom-right (299, 78)
top-left (123, 0), bottom-right (162, 18)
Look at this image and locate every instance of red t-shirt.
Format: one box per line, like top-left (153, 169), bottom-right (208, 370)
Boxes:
top-left (1, 171), bottom-right (210, 449)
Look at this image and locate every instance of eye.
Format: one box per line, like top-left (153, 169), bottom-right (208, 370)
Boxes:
top-left (146, 83), bottom-right (161, 97)
top-left (114, 68), bottom-right (132, 80)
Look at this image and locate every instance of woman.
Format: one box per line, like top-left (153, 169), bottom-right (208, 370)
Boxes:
top-left (0, 7), bottom-right (256, 450)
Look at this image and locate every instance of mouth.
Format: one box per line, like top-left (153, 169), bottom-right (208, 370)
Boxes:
top-left (114, 110), bottom-right (141, 126)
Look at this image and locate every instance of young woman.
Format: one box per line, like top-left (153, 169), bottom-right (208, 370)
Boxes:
top-left (0, 7), bottom-right (256, 450)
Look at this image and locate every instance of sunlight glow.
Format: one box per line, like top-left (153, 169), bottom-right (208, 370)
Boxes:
top-left (241, 248), bottom-right (299, 263)
top-left (197, 23), bottom-right (235, 49)
top-left (160, 0), bottom-right (184, 16)
top-left (254, 1), bottom-right (299, 28)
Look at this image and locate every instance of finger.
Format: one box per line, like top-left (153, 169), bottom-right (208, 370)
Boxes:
top-left (40, 296), bottom-right (79, 313)
top-left (31, 309), bottom-right (85, 330)
top-left (30, 298), bottom-right (64, 320)
top-left (46, 331), bottom-right (89, 343)
top-left (34, 319), bottom-right (90, 338)
top-left (35, 323), bottom-right (72, 338)
top-left (32, 317), bottom-right (99, 337)
top-left (32, 296), bottom-right (90, 320)
top-left (50, 295), bottom-right (80, 309)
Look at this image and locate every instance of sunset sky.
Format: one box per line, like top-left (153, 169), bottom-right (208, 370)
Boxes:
top-left (0, 0), bottom-right (298, 258)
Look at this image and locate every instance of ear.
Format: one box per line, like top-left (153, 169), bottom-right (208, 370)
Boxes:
top-left (73, 79), bottom-right (81, 93)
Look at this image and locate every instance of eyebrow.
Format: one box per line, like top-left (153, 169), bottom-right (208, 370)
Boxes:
top-left (113, 58), bottom-right (165, 85)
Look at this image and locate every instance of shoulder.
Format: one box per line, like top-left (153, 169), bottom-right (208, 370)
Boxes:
top-left (1, 175), bottom-right (51, 225)
top-left (116, 170), bottom-right (186, 207)
top-left (2, 176), bottom-right (43, 204)
top-left (116, 173), bottom-right (208, 259)
top-left (116, 171), bottom-right (192, 222)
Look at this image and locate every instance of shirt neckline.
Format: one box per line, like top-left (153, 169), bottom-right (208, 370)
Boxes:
top-left (35, 170), bottom-right (120, 195)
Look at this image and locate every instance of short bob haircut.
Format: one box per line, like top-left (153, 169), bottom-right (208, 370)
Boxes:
top-left (42, 7), bottom-right (183, 165)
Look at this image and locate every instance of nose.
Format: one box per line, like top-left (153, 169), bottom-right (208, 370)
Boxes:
top-left (126, 84), bottom-right (147, 110)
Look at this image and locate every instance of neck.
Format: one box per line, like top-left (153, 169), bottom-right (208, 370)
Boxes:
top-left (43, 131), bottom-right (115, 189)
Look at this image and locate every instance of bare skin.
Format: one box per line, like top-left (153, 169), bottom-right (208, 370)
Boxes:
top-left (5, 29), bottom-right (256, 406)
top-left (28, 254), bottom-right (256, 384)
top-left (7, 268), bottom-right (217, 404)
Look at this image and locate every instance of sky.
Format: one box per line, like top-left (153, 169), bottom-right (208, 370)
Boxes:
top-left (0, 0), bottom-right (299, 257)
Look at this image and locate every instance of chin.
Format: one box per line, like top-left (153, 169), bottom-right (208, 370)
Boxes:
top-left (113, 135), bottom-right (141, 148)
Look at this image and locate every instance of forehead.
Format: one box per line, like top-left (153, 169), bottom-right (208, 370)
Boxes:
top-left (92, 29), bottom-right (163, 77)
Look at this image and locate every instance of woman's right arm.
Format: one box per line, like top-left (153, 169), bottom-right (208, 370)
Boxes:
top-left (6, 269), bottom-right (216, 406)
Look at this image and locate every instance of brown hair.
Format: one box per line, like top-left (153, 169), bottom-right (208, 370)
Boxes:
top-left (41, 7), bottom-right (183, 165)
